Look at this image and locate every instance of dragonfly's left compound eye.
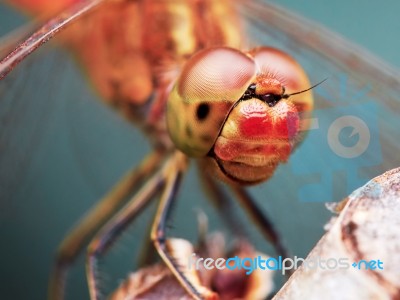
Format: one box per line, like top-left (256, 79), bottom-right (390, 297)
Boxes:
top-left (167, 47), bottom-right (256, 157)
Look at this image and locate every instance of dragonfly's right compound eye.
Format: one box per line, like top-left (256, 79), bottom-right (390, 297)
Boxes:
top-left (167, 47), bottom-right (256, 157)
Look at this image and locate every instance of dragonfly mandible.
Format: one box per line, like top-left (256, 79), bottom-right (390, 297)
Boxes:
top-left (1, 0), bottom-right (400, 299)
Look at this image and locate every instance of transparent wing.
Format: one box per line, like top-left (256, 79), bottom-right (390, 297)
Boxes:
top-left (0, 0), bottom-right (107, 79)
top-left (0, 5), bottom-right (150, 299)
top-left (238, 0), bottom-right (400, 203)
top-left (0, 1), bottom-right (147, 203)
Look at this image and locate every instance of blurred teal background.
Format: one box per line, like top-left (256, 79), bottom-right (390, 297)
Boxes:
top-left (0, 1), bottom-right (399, 299)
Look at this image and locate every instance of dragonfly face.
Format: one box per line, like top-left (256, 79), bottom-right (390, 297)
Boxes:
top-left (1, 1), bottom-right (400, 300)
top-left (167, 46), bottom-right (313, 184)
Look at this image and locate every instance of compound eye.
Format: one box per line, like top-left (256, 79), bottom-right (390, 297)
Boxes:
top-left (177, 47), bottom-right (256, 104)
top-left (249, 47), bottom-right (313, 114)
top-left (167, 47), bottom-right (257, 157)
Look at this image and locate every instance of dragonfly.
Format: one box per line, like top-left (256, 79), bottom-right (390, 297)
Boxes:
top-left (1, 0), bottom-right (400, 299)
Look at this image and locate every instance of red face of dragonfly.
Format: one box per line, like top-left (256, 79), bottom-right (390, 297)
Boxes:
top-left (167, 47), bottom-right (314, 184)
top-left (216, 49), bottom-right (313, 184)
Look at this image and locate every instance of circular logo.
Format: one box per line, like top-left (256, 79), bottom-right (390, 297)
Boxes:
top-left (327, 115), bottom-right (370, 158)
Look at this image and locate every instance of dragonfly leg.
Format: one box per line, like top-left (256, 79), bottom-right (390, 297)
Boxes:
top-left (85, 156), bottom-right (170, 300)
top-left (197, 160), bottom-right (247, 238)
top-left (229, 184), bottom-right (293, 276)
top-left (198, 163), bottom-right (291, 274)
top-left (151, 152), bottom-right (210, 300)
top-left (48, 150), bottom-right (164, 300)
top-left (135, 206), bottom-right (159, 268)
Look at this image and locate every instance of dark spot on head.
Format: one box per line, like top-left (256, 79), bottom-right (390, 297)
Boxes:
top-left (196, 103), bottom-right (210, 121)
top-left (186, 125), bottom-right (193, 137)
top-left (261, 93), bottom-right (282, 107)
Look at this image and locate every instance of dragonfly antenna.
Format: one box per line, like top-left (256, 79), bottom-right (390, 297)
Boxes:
top-left (283, 78), bottom-right (328, 98)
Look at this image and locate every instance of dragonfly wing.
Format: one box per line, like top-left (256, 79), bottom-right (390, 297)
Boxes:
top-left (0, 0), bottom-right (108, 79)
top-left (240, 0), bottom-right (400, 106)
top-left (0, 4), bottom-right (152, 299)
top-left (0, 44), bottom-right (66, 202)
top-left (239, 0), bottom-right (400, 203)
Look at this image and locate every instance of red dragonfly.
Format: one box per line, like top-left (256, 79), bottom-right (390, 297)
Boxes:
top-left (0, 0), bottom-right (399, 299)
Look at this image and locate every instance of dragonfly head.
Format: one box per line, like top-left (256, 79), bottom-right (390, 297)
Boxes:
top-left (167, 47), bottom-right (314, 185)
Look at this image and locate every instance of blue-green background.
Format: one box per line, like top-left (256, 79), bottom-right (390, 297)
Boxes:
top-left (0, 1), bottom-right (399, 299)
